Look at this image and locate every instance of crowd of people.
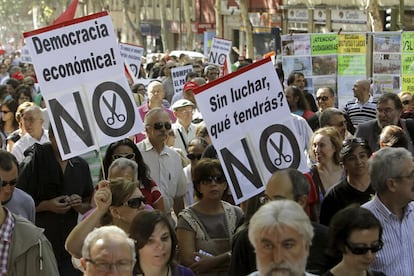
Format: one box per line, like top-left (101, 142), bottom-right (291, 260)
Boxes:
top-left (0, 49), bottom-right (413, 276)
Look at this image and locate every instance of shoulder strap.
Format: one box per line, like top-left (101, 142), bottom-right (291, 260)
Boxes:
top-left (179, 207), bottom-right (210, 240)
top-left (176, 129), bottom-right (188, 153)
top-left (310, 165), bottom-right (326, 196)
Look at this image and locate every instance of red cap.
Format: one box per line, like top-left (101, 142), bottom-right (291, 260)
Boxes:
top-left (183, 81), bottom-right (199, 92)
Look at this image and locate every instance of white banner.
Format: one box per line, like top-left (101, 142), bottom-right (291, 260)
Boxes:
top-left (208, 37), bottom-right (232, 67)
top-left (171, 65), bottom-right (193, 96)
top-left (194, 58), bottom-right (308, 204)
top-left (23, 12), bottom-right (143, 160)
top-left (119, 42), bottom-right (144, 82)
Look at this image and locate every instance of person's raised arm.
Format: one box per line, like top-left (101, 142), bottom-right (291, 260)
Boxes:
top-left (65, 181), bottom-right (112, 259)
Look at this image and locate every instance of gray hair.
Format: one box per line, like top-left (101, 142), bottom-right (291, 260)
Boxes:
top-left (319, 107), bottom-right (344, 127)
top-left (22, 105), bottom-right (43, 120)
top-left (143, 107), bottom-right (168, 126)
top-left (81, 225), bottom-right (136, 259)
top-left (108, 157), bottom-right (138, 180)
top-left (248, 200), bottom-right (314, 248)
top-left (369, 147), bottom-right (413, 193)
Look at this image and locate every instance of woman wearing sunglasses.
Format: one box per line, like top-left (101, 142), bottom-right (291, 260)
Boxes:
top-left (102, 138), bottom-right (165, 212)
top-left (176, 158), bottom-right (244, 275)
top-left (66, 158), bottom-right (147, 260)
top-left (323, 205), bottom-right (385, 276)
top-left (130, 210), bottom-right (194, 276)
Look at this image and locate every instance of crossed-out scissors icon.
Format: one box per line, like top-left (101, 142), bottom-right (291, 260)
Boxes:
top-left (270, 135), bottom-right (292, 166)
top-left (103, 93), bottom-right (126, 125)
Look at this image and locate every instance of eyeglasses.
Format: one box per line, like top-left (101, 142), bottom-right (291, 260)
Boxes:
top-left (402, 100), bottom-right (411, 105)
top-left (376, 107), bottom-right (395, 114)
top-left (112, 153), bottom-right (135, 161)
top-left (345, 240), bottom-right (383, 255)
top-left (187, 153), bottom-right (202, 160)
top-left (2, 179), bottom-right (17, 187)
top-left (342, 137), bottom-right (367, 147)
top-left (85, 258), bottom-right (134, 272)
top-left (1, 110), bottom-right (11, 114)
top-left (316, 96), bottom-right (330, 102)
top-left (201, 175), bottom-right (226, 184)
top-left (393, 171), bottom-right (414, 182)
top-left (150, 122), bottom-right (172, 130)
top-left (124, 196), bottom-right (146, 208)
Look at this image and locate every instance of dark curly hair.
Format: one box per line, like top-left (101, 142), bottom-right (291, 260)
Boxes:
top-left (101, 138), bottom-right (152, 190)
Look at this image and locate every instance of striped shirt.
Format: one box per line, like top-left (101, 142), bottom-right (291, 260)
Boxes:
top-left (362, 196), bottom-right (414, 275)
top-left (0, 208), bottom-right (15, 275)
top-left (342, 96), bottom-right (377, 126)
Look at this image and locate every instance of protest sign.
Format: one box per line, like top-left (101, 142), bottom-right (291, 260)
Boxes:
top-left (119, 42), bottom-right (144, 82)
top-left (208, 37), bottom-right (232, 68)
top-left (23, 11), bottom-right (143, 160)
top-left (171, 64), bottom-right (193, 96)
top-left (20, 45), bottom-right (32, 64)
top-left (194, 57), bottom-right (308, 204)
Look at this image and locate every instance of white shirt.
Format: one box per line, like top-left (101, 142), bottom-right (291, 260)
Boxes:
top-left (137, 139), bottom-right (187, 212)
top-left (12, 130), bottom-right (49, 163)
top-left (172, 122), bottom-right (197, 154)
top-left (362, 196), bottom-right (414, 275)
top-left (183, 164), bottom-right (194, 207)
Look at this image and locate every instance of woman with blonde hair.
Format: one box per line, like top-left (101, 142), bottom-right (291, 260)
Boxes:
top-left (379, 125), bottom-right (409, 149)
top-left (308, 126), bottom-right (344, 203)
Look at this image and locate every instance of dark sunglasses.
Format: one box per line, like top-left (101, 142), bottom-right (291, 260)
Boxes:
top-left (342, 137), bottom-right (367, 147)
top-left (187, 153), bottom-right (202, 160)
top-left (201, 175), bottom-right (226, 184)
top-left (124, 197), bottom-right (146, 208)
top-left (151, 122), bottom-right (172, 130)
top-left (112, 153), bottom-right (135, 161)
top-left (2, 179), bottom-right (17, 187)
top-left (345, 240), bottom-right (383, 255)
top-left (402, 100), bottom-right (411, 105)
top-left (316, 96), bottom-right (329, 102)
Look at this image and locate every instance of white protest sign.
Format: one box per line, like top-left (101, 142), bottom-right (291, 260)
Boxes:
top-left (208, 37), bottom-right (232, 67)
top-left (171, 64), bottom-right (193, 95)
top-left (23, 11), bottom-right (143, 160)
top-left (119, 42), bottom-right (144, 82)
top-left (20, 45), bottom-right (32, 64)
top-left (194, 58), bottom-right (308, 204)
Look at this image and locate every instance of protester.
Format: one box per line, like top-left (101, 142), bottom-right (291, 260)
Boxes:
top-left (65, 169), bottom-right (146, 259)
top-left (171, 99), bottom-right (197, 154)
top-left (308, 127), bottom-right (344, 204)
top-left (248, 200), bottom-right (316, 276)
top-left (355, 92), bottom-right (414, 153)
top-left (130, 210), bottom-right (194, 275)
top-left (286, 71), bottom-right (318, 112)
top-left (137, 108), bottom-right (187, 221)
top-left (17, 127), bottom-right (93, 275)
top-left (362, 147), bottom-right (414, 275)
top-left (379, 125), bottom-right (409, 149)
top-left (320, 138), bottom-right (373, 226)
top-left (0, 150), bottom-right (35, 222)
top-left (285, 85), bottom-right (315, 121)
top-left (101, 138), bottom-right (165, 212)
top-left (177, 158), bottom-right (243, 275)
top-left (323, 206), bottom-right (385, 276)
top-left (0, 98), bottom-right (18, 149)
top-left (342, 79), bottom-right (377, 127)
top-left (80, 225), bottom-right (136, 276)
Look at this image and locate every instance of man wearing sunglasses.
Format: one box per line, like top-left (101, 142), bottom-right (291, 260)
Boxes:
top-left (137, 108), bottom-right (187, 223)
top-left (0, 150), bottom-right (35, 223)
top-left (307, 87), bottom-right (335, 131)
top-left (362, 147), bottom-right (414, 275)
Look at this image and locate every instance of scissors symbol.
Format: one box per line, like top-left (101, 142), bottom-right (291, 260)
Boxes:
top-left (270, 136), bottom-right (292, 166)
top-left (103, 93), bottom-right (126, 125)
